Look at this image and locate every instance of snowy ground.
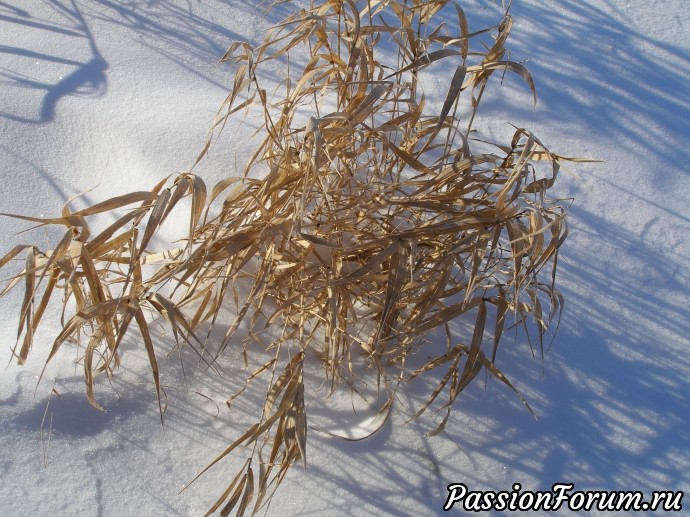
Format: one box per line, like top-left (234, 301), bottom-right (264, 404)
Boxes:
top-left (1, 1), bottom-right (689, 515)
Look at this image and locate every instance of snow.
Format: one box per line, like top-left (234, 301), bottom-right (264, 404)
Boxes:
top-left (1, 1), bottom-right (689, 515)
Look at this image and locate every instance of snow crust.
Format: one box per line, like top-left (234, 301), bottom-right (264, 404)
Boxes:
top-left (1, 1), bottom-right (689, 515)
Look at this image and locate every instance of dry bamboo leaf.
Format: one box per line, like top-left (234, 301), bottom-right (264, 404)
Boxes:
top-left (71, 192), bottom-right (158, 217)
top-left (264, 352), bottom-right (303, 417)
top-left (347, 83), bottom-right (392, 126)
top-left (190, 424), bottom-right (260, 487)
top-left (235, 466), bottom-right (254, 517)
top-left (220, 474), bottom-right (247, 517)
top-left (227, 359), bottom-right (277, 408)
top-left (410, 352), bottom-right (461, 422)
top-left (0, 244), bottom-right (33, 270)
top-left (15, 248), bottom-right (37, 362)
top-left (454, 2), bottom-right (469, 59)
top-left (22, 266), bottom-right (57, 355)
top-left (203, 459), bottom-right (250, 517)
top-left (134, 306), bottom-right (163, 423)
top-left (458, 300), bottom-right (487, 386)
top-left (472, 345), bottom-right (536, 419)
top-left (294, 381), bottom-right (307, 466)
top-left (467, 60), bottom-right (537, 106)
top-left (490, 291), bottom-right (508, 364)
top-left (414, 297), bottom-right (484, 334)
top-left (374, 241), bottom-right (407, 345)
top-left (0, 211), bottom-right (87, 229)
top-left (139, 188), bottom-right (172, 258)
top-left (88, 215), bottom-right (142, 257)
top-left (83, 327), bottom-right (107, 411)
top-left (337, 240), bottom-right (399, 285)
top-left (433, 64), bottom-right (466, 136)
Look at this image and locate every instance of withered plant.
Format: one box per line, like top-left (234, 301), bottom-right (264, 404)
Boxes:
top-left (1, 0), bottom-right (583, 515)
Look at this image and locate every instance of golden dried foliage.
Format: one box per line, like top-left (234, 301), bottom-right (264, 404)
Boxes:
top-left (1, 1), bottom-right (586, 514)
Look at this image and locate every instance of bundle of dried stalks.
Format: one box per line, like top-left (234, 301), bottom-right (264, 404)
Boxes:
top-left (1, 1), bottom-right (585, 514)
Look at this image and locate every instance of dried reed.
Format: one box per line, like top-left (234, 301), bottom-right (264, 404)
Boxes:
top-left (1, 1), bottom-right (585, 514)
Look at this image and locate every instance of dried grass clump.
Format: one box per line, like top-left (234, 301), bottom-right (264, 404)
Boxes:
top-left (1, 1), bottom-right (583, 514)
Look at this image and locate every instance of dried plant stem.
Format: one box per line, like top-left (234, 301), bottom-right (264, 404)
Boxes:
top-left (0, 1), bottom-right (588, 515)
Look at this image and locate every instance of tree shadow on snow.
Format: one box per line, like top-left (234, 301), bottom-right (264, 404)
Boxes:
top-left (0, 0), bottom-right (108, 124)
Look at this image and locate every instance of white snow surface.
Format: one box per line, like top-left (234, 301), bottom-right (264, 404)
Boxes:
top-left (1, 1), bottom-right (689, 516)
